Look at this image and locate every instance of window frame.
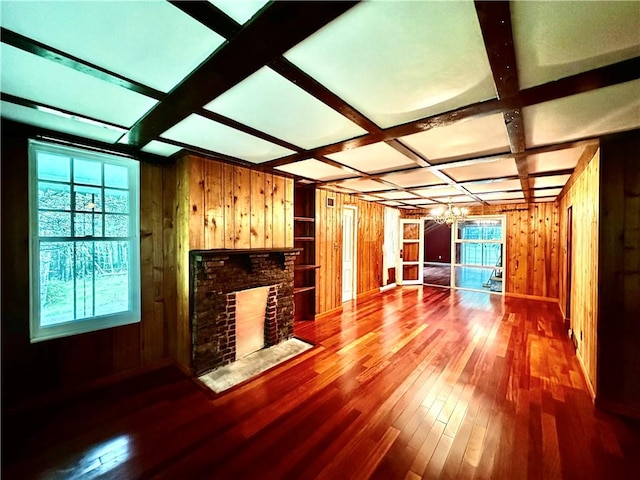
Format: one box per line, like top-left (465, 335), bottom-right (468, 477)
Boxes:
top-left (28, 139), bottom-right (141, 342)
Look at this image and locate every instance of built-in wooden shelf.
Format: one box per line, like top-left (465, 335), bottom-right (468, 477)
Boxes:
top-left (295, 264), bottom-right (321, 271)
top-left (294, 216), bottom-right (315, 223)
top-left (294, 286), bottom-right (315, 294)
top-left (294, 236), bottom-right (315, 242)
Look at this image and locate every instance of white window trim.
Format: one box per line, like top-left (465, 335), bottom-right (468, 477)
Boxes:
top-left (28, 139), bottom-right (141, 342)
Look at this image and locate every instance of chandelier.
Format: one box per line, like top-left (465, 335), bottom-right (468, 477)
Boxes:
top-left (431, 198), bottom-right (468, 226)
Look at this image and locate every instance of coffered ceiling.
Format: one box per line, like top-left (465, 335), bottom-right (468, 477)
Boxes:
top-left (1, 1), bottom-right (639, 209)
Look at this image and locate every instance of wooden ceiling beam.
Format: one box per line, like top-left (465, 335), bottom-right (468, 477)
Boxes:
top-left (168, 1), bottom-right (241, 39)
top-left (124, 1), bottom-right (358, 148)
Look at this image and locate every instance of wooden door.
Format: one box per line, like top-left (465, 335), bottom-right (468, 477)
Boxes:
top-left (399, 219), bottom-right (424, 285)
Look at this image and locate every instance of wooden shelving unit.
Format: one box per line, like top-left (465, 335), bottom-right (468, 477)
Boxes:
top-left (293, 183), bottom-right (317, 321)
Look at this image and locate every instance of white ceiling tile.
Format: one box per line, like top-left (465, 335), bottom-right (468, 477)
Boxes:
top-left (141, 141), bottom-right (182, 157)
top-left (464, 179), bottom-right (522, 194)
top-left (512, 1), bottom-right (640, 89)
top-left (160, 114), bottom-right (294, 163)
top-left (0, 2), bottom-right (225, 93)
top-left (284, 0), bottom-right (495, 128)
top-left (325, 142), bottom-right (416, 174)
top-left (0, 44), bottom-right (157, 128)
top-left (336, 178), bottom-right (390, 192)
top-left (533, 188), bottom-right (563, 198)
top-left (360, 194), bottom-right (382, 201)
top-left (440, 195), bottom-right (476, 204)
top-left (487, 199), bottom-right (526, 205)
top-left (205, 67), bottom-right (367, 149)
top-left (275, 159), bottom-right (355, 181)
top-left (477, 191), bottom-right (525, 201)
top-left (380, 200), bottom-right (403, 206)
top-left (382, 168), bottom-right (444, 188)
top-left (398, 205), bottom-right (418, 209)
top-left (411, 185), bottom-right (464, 198)
top-left (526, 146), bottom-right (584, 174)
top-left (524, 80), bottom-right (640, 148)
top-left (0, 101), bottom-right (124, 144)
top-left (376, 191), bottom-right (419, 200)
top-left (402, 198), bottom-right (437, 206)
top-left (208, 0), bottom-right (269, 25)
top-left (442, 157), bottom-right (519, 182)
top-left (531, 174), bottom-right (571, 189)
top-left (401, 114), bottom-right (510, 162)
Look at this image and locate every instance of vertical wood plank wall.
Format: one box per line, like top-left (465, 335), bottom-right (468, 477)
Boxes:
top-left (315, 190), bottom-right (385, 314)
top-left (597, 136), bottom-right (640, 415)
top-left (175, 155), bottom-right (293, 365)
top-left (0, 127), bottom-right (177, 407)
top-left (558, 149), bottom-right (600, 395)
top-left (402, 203), bottom-right (560, 299)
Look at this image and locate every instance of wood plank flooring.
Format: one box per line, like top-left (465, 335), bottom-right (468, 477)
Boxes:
top-left (3, 286), bottom-right (640, 479)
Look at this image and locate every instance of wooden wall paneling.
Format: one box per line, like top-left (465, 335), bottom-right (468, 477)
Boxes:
top-left (285, 178), bottom-right (294, 248)
top-left (204, 160), bottom-right (224, 249)
top-left (272, 175), bottom-right (286, 248)
top-left (264, 174), bottom-right (273, 249)
top-left (223, 163), bottom-right (235, 249)
top-left (188, 156), bottom-right (205, 250)
top-left (162, 163), bottom-right (177, 360)
top-left (316, 189), bottom-right (327, 314)
top-left (175, 156), bottom-right (191, 367)
top-left (234, 166), bottom-right (251, 249)
top-left (250, 170), bottom-right (265, 249)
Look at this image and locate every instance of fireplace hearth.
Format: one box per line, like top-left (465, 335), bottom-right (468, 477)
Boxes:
top-left (190, 248), bottom-right (300, 376)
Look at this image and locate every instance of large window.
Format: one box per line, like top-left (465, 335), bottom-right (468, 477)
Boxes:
top-left (29, 140), bottom-right (141, 342)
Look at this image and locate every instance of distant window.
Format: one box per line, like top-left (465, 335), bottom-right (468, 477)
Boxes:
top-left (29, 140), bottom-right (141, 342)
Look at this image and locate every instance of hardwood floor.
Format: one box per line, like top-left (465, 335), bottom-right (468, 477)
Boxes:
top-left (3, 286), bottom-right (640, 479)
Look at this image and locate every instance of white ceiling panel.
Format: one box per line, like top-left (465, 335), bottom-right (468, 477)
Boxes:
top-left (477, 191), bottom-right (525, 201)
top-left (401, 114), bottom-right (510, 162)
top-left (380, 200), bottom-right (403, 207)
top-left (382, 168), bottom-right (443, 188)
top-left (376, 191), bottom-right (419, 200)
top-left (464, 179), bottom-right (523, 194)
top-left (533, 188), bottom-right (563, 198)
top-left (487, 199), bottom-right (526, 205)
top-left (360, 194), bottom-right (382, 201)
top-left (398, 205), bottom-right (418, 209)
top-left (160, 114), bottom-right (295, 163)
top-left (325, 142), bottom-right (416, 174)
top-left (402, 198), bottom-right (437, 206)
top-left (512, 1), bottom-right (640, 89)
top-left (0, 44), bottom-right (157, 128)
top-left (443, 195), bottom-right (476, 204)
top-left (532, 174), bottom-right (571, 189)
top-left (0, 2), bottom-right (225, 93)
top-left (284, 0), bottom-right (495, 128)
top-left (336, 178), bottom-right (390, 192)
top-left (141, 141), bottom-right (183, 157)
top-left (275, 159), bottom-right (356, 181)
top-left (524, 80), bottom-right (640, 148)
top-left (208, 0), bottom-right (269, 25)
top-left (442, 157), bottom-right (519, 182)
top-left (526, 146), bottom-right (584, 174)
top-left (205, 67), bottom-right (367, 149)
top-left (411, 185), bottom-right (464, 198)
top-left (0, 101), bottom-right (124, 144)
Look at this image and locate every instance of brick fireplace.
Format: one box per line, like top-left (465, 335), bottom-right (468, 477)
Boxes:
top-left (189, 248), bottom-right (300, 376)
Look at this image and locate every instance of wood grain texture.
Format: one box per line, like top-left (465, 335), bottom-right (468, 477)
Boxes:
top-left (4, 288), bottom-right (639, 479)
top-left (558, 149), bottom-right (599, 396)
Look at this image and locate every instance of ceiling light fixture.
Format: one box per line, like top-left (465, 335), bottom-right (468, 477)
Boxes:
top-left (431, 197), bottom-right (468, 226)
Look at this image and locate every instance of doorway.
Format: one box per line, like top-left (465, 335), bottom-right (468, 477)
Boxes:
top-left (342, 206), bottom-right (357, 302)
top-left (423, 219), bottom-right (452, 287)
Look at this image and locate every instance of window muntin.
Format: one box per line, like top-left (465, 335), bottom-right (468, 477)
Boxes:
top-left (29, 140), bottom-right (140, 342)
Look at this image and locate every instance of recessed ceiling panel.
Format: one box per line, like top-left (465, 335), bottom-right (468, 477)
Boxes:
top-left (382, 168), bottom-right (443, 188)
top-left (376, 191), bottom-right (419, 200)
top-left (208, 0), bottom-right (269, 25)
top-left (411, 185), bottom-right (463, 198)
top-left (532, 174), bottom-right (571, 189)
top-left (477, 191), bottom-right (525, 201)
top-left (284, 0), bottom-right (495, 128)
top-left (512, 1), bottom-right (640, 89)
top-left (141, 141), bottom-right (182, 157)
top-left (444, 195), bottom-right (476, 204)
top-left (380, 200), bottom-right (403, 207)
top-left (0, 44), bottom-right (157, 127)
top-left (336, 178), bottom-right (390, 192)
top-left (160, 114), bottom-right (295, 163)
top-left (533, 188), bottom-right (563, 198)
top-left (275, 159), bottom-right (356, 181)
top-left (360, 194), bottom-right (382, 202)
top-left (0, 101), bottom-right (124, 144)
top-left (442, 157), bottom-right (519, 182)
top-left (401, 114), bottom-right (510, 162)
top-left (464, 179), bottom-right (523, 194)
top-left (524, 80), bottom-right (640, 148)
top-left (0, 1), bottom-right (225, 93)
top-left (205, 67), bottom-right (367, 149)
top-left (325, 142), bottom-right (416, 174)
top-left (526, 146), bottom-right (583, 174)
top-left (402, 198), bottom-right (437, 206)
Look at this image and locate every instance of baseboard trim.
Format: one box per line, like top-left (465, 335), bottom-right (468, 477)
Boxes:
top-left (505, 292), bottom-right (559, 303)
top-left (576, 350), bottom-right (596, 401)
top-left (380, 283), bottom-right (397, 292)
top-left (3, 358), bottom-right (178, 416)
top-left (595, 398), bottom-right (640, 421)
top-left (357, 287), bottom-right (381, 300)
top-left (315, 305), bottom-right (343, 320)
